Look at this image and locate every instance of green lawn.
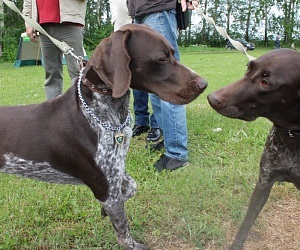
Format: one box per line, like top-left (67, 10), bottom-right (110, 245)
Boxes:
top-left (0, 47), bottom-right (298, 249)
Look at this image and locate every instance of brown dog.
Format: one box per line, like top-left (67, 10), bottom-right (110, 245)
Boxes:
top-left (207, 48), bottom-right (300, 249)
top-left (0, 24), bottom-right (207, 250)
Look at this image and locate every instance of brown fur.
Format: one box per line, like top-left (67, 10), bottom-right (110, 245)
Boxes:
top-left (0, 24), bottom-right (207, 249)
top-left (208, 48), bottom-right (300, 249)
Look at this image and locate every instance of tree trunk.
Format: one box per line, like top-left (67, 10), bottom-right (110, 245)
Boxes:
top-left (201, 0), bottom-right (208, 44)
top-left (245, 0), bottom-right (252, 41)
top-left (96, 0), bottom-right (102, 30)
top-left (226, 0), bottom-right (232, 36)
top-left (264, 5), bottom-right (268, 47)
top-left (0, 0), bottom-right (3, 57)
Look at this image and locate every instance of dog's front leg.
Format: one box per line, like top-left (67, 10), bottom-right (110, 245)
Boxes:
top-left (101, 173), bottom-right (137, 217)
top-left (229, 173), bottom-right (273, 250)
top-left (121, 173), bottom-right (137, 202)
top-left (100, 193), bottom-right (148, 250)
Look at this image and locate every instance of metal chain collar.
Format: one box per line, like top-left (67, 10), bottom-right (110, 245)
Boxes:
top-left (77, 68), bottom-right (131, 131)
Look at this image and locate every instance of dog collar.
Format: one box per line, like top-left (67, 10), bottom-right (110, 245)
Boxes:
top-left (77, 68), bottom-right (132, 133)
top-left (82, 77), bottom-right (113, 95)
top-left (288, 130), bottom-right (300, 138)
top-left (275, 125), bottom-right (300, 138)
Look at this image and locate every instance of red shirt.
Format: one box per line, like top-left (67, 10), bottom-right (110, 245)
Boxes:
top-left (37, 0), bottom-right (60, 24)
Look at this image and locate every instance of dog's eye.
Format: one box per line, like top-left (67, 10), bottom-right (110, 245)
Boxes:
top-left (260, 79), bottom-right (270, 87)
top-left (157, 56), bottom-right (169, 63)
top-left (263, 72), bottom-right (270, 77)
top-left (159, 57), bottom-right (169, 62)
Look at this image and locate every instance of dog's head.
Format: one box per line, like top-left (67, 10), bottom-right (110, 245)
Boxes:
top-left (207, 49), bottom-right (300, 130)
top-left (84, 23), bottom-right (207, 104)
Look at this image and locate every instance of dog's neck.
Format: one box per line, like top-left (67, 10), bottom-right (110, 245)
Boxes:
top-left (274, 124), bottom-right (300, 138)
top-left (77, 68), bottom-right (131, 134)
top-left (82, 66), bottom-right (113, 96)
top-left (82, 77), bottom-right (113, 95)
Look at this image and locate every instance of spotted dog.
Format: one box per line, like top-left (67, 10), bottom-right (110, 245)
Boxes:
top-left (0, 24), bottom-right (207, 250)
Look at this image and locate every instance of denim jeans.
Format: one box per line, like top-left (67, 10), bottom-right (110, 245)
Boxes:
top-left (133, 90), bottom-right (159, 128)
top-left (135, 10), bottom-right (188, 161)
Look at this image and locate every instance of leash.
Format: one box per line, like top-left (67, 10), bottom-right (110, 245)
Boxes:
top-left (193, 4), bottom-right (256, 61)
top-left (5, 0), bottom-right (253, 62)
top-left (3, 0), bottom-right (82, 63)
top-left (5, 0), bottom-right (132, 145)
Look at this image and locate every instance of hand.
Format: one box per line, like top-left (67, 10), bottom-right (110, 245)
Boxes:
top-left (181, 0), bottom-right (199, 12)
top-left (26, 27), bottom-right (38, 43)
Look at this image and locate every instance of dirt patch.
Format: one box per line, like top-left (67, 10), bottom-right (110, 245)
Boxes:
top-left (147, 197), bottom-right (300, 249)
top-left (225, 197), bottom-right (300, 250)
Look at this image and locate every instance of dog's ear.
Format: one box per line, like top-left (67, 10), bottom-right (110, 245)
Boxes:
top-left (88, 30), bottom-right (131, 98)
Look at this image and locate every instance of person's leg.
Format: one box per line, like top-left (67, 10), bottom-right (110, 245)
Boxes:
top-left (133, 90), bottom-right (150, 127)
top-left (142, 10), bottom-right (189, 169)
top-left (150, 93), bottom-right (188, 160)
top-left (132, 90), bottom-right (150, 136)
top-left (57, 24), bottom-right (84, 83)
top-left (40, 25), bottom-right (63, 99)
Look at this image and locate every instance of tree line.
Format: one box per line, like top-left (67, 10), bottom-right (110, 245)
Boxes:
top-left (0, 0), bottom-right (299, 62)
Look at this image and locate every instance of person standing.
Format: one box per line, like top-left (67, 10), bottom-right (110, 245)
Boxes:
top-left (23, 0), bottom-right (87, 99)
top-left (274, 34), bottom-right (281, 49)
top-left (132, 90), bottom-right (162, 142)
top-left (109, 0), bottom-right (132, 31)
top-left (127, 0), bottom-right (198, 171)
top-left (109, 0), bottom-right (162, 142)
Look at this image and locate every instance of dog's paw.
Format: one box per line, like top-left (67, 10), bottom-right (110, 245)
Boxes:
top-left (132, 241), bottom-right (149, 250)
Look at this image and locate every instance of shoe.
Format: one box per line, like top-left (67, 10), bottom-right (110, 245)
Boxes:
top-left (147, 128), bottom-right (163, 142)
top-left (149, 140), bottom-right (165, 151)
top-left (132, 125), bottom-right (150, 137)
top-left (154, 154), bottom-right (189, 172)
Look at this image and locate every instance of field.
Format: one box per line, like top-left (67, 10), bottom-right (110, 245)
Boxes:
top-left (0, 47), bottom-right (299, 249)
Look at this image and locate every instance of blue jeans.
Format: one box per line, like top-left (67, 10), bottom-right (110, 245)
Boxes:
top-left (133, 90), bottom-right (158, 128)
top-left (135, 10), bottom-right (188, 161)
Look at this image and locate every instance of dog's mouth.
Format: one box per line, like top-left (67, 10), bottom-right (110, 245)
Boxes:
top-left (177, 78), bottom-right (208, 104)
top-left (207, 93), bottom-right (260, 121)
top-left (208, 101), bottom-right (259, 121)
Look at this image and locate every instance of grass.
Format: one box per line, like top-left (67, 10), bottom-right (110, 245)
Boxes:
top-left (0, 47), bottom-right (299, 249)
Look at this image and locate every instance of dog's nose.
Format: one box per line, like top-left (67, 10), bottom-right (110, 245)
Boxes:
top-left (197, 78), bottom-right (208, 92)
top-left (207, 93), bottom-right (221, 108)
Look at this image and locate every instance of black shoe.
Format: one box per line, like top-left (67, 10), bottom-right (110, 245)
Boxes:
top-left (149, 140), bottom-right (165, 151)
top-left (154, 154), bottom-right (189, 172)
top-left (147, 128), bottom-right (163, 142)
top-left (132, 125), bottom-right (150, 137)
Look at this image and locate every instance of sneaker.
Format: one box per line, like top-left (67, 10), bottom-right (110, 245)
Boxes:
top-left (147, 128), bottom-right (163, 142)
top-left (149, 140), bottom-right (165, 151)
top-left (154, 154), bottom-right (189, 172)
top-left (132, 125), bottom-right (150, 137)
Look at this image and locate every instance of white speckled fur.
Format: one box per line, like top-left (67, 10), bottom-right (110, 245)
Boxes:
top-left (80, 90), bottom-right (141, 248)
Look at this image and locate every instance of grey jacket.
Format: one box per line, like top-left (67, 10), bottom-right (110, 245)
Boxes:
top-left (23, 0), bottom-right (87, 28)
top-left (127, 0), bottom-right (176, 19)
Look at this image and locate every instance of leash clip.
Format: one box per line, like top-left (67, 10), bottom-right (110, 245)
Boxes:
top-left (288, 130), bottom-right (295, 138)
top-left (64, 48), bottom-right (84, 66)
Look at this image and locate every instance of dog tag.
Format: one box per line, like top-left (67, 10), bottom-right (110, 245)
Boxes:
top-left (115, 133), bottom-right (125, 145)
top-left (102, 130), bottom-right (114, 145)
top-left (123, 127), bottom-right (132, 137)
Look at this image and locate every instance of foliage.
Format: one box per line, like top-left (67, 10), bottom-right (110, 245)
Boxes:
top-left (2, 1), bottom-right (24, 62)
top-left (1, 0), bottom-right (300, 61)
